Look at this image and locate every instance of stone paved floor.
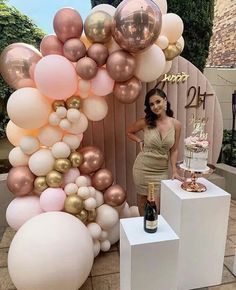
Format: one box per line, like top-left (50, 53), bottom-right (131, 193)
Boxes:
top-left (1, 202), bottom-right (236, 290)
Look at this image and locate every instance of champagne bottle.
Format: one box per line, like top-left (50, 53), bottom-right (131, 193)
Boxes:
top-left (144, 182), bottom-right (158, 233)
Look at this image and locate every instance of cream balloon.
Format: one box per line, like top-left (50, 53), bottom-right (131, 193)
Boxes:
top-left (163, 60), bottom-right (173, 74)
top-left (77, 186), bottom-right (90, 199)
top-left (62, 134), bottom-right (81, 150)
top-left (48, 112), bottom-right (60, 126)
top-left (19, 136), bottom-right (40, 155)
top-left (82, 95), bottom-right (108, 121)
top-left (93, 239), bottom-right (101, 257)
top-left (153, 0), bottom-right (167, 14)
top-left (95, 190), bottom-right (104, 207)
top-left (134, 45), bottom-right (166, 82)
top-left (87, 222), bottom-right (102, 240)
top-left (7, 88), bottom-right (51, 129)
top-left (119, 202), bottom-right (131, 218)
top-left (56, 106), bottom-right (67, 118)
top-left (38, 125), bottom-right (63, 147)
top-left (100, 240), bottom-right (111, 252)
top-left (66, 112), bottom-right (88, 134)
top-left (155, 35), bottom-right (169, 49)
top-left (51, 141), bottom-right (71, 159)
top-left (8, 147), bottom-right (29, 167)
top-left (59, 119), bottom-right (72, 131)
top-left (177, 36), bottom-right (185, 52)
top-left (160, 13), bottom-right (184, 43)
top-left (67, 108), bottom-right (81, 123)
top-left (107, 221), bottom-right (120, 245)
top-left (96, 204), bottom-right (119, 230)
top-left (84, 197), bottom-right (97, 210)
top-left (64, 183), bottom-right (78, 195)
top-left (29, 149), bottom-right (55, 176)
top-left (76, 176), bottom-right (89, 187)
top-left (91, 4), bottom-right (116, 16)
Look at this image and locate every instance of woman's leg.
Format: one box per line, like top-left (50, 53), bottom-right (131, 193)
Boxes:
top-left (137, 194), bottom-right (147, 216)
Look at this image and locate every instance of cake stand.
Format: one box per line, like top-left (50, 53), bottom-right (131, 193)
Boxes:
top-left (177, 163), bottom-right (215, 192)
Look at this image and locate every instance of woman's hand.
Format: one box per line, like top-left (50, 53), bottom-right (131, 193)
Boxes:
top-left (171, 172), bottom-right (184, 182)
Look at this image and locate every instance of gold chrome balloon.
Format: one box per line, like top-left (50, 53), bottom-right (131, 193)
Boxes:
top-left (69, 152), bottom-right (83, 167)
top-left (34, 176), bottom-right (48, 192)
top-left (66, 96), bottom-right (81, 109)
top-left (52, 100), bottom-right (66, 111)
top-left (87, 209), bottom-right (97, 222)
top-left (64, 195), bottom-right (84, 214)
top-left (46, 170), bottom-right (63, 187)
top-left (54, 158), bottom-right (71, 173)
top-left (76, 209), bottom-right (88, 223)
top-left (163, 43), bottom-right (182, 61)
top-left (84, 11), bottom-right (112, 43)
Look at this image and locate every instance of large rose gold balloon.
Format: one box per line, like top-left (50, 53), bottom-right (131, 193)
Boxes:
top-left (7, 166), bottom-right (35, 196)
top-left (40, 35), bottom-right (63, 56)
top-left (104, 184), bottom-right (126, 207)
top-left (0, 43), bottom-right (41, 89)
top-left (76, 57), bottom-right (98, 80)
top-left (112, 0), bottom-right (162, 53)
top-left (87, 43), bottom-right (109, 66)
top-left (79, 146), bottom-right (104, 174)
top-left (84, 11), bottom-right (112, 43)
top-left (53, 8), bottom-right (83, 43)
top-left (63, 38), bottom-right (86, 62)
top-left (106, 50), bottom-right (136, 82)
top-left (92, 168), bottom-right (113, 191)
top-left (114, 77), bottom-right (142, 104)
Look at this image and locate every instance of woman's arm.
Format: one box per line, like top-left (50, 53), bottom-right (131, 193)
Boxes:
top-left (126, 118), bottom-right (146, 144)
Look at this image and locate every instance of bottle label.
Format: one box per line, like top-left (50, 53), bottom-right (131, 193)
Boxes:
top-left (145, 220), bottom-right (158, 230)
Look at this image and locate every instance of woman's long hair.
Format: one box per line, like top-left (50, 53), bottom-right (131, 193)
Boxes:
top-left (144, 88), bottom-right (174, 128)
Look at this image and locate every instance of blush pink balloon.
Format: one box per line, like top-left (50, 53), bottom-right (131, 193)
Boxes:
top-left (40, 188), bottom-right (66, 212)
top-left (90, 68), bottom-right (114, 96)
top-left (34, 55), bottom-right (77, 100)
top-left (40, 34), bottom-right (63, 56)
top-left (62, 168), bottom-right (80, 187)
top-left (7, 166), bottom-right (35, 196)
top-left (6, 196), bottom-right (43, 231)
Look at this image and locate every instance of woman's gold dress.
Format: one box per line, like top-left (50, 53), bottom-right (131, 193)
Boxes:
top-left (133, 124), bottom-right (175, 195)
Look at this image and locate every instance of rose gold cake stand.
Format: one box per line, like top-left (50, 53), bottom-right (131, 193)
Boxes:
top-left (178, 163), bottom-right (215, 192)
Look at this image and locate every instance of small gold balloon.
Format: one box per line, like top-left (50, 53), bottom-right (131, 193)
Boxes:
top-left (46, 170), bottom-right (62, 187)
top-left (64, 195), bottom-right (84, 214)
top-left (54, 158), bottom-right (71, 173)
top-left (69, 152), bottom-right (83, 167)
top-left (34, 176), bottom-right (48, 192)
top-left (66, 96), bottom-right (81, 109)
top-left (87, 209), bottom-right (97, 222)
top-left (163, 43), bottom-right (182, 61)
top-left (76, 209), bottom-right (88, 223)
top-left (52, 100), bottom-right (66, 111)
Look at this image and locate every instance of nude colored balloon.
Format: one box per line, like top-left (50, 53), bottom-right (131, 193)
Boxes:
top-left (76, 57), bottom-right (98, 80)
top-left (40, 35), bottom-right (63, 56)
top-left (152, 0), bottom-right (167, 14)
top-left (160, 13), bottom-right (184, 43)
top-left (82, 95), bottom-right (108, 121)
top-left (87, 43), bottom-right (109, 67)
top-left (79, 146), bottom-right (104, 174)
top-left (63, 38), bottom-right (86, 62)
top-left (7, 166), bottom-right (35, 196)
top-left (90, 4), bottom-right (116, 17)
top-left (0, 43), bottom-right (41, 89)
top-left (38, 125), bottom-right (63, 147)
top-left (53, 8), bottom-right (83, 43)
top-left (104, 184), bottom-right (127, 207)
top-left (92, 169), bottom-right (113, 191)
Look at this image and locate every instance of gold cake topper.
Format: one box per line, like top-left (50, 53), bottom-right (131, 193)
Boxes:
top-left (189, 114), bottom-right (208, 140)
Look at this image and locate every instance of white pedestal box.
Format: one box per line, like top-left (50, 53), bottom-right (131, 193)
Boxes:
top-left (120, 216), bottom-right (179, 290)
top-left (161, 178), bottom-right (231, 290)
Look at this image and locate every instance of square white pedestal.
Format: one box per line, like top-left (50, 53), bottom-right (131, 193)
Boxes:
top-left (161, 178), bottom-right (231, 290)
top-left (120, 216), bottom-right (179, 290)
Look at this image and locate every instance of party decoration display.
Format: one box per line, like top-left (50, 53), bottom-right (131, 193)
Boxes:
top-left (1, 0), bottom-right (184, 288)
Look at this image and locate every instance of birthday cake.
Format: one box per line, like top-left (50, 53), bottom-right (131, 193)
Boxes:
top-left (183, 117), bottom-right (209, 171)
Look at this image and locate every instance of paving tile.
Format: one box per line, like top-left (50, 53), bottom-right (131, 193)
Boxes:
top-left (79, 277), bottom-right (93, 290)
top-left (230, 207), bottom-right (236, 220)
top-left (0, 268), bottom-right (16, 290)
top-left (228, 220), bottom-right (236, 236)
top-left (222, 266), bottom-right (236, 283)
top-left (0, 248), bottom-right (8, 267)
top-left (91, 251), bottom-right (119, 277)
top-left (224, 256), bottom-right (235, 273)
top-left (231, 201), bottom-right (236, 206)
top-left (229, 235), bottom-right (236, 244)
top-left (92, 273), bottom-right (119, 290)
top-left (0, 228), bottom-right (15, 249)
top-left (208, 283), bottom-right (236, 289)
top-left (225, 239), bottom-right (236, 256)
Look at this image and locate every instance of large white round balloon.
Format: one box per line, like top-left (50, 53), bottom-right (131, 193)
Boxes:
top-left (63, 134), bottom-right (81, 150)
top-left (7, 88), bottom-right (51, 129)
top-left (107, 220), bottom-right (120, 245)
top-left (8, 212), bottom-right (94, 290)
top-left (51, 141), bottom-right (71, 158)
top-left (96, 204), bottom-right (119, 230)
top-left (38, 125), bottom-right (63, 147)
top-left (134, 45), bottom-right (166, 82)
top-left (29, 149), bottom-right (55, 176)
top-left (160, 13), bottom-right (184, 44)
top-left (8, 147), bottom-right (29, 167)
top-left (82, 95), bottom-right (108, 121)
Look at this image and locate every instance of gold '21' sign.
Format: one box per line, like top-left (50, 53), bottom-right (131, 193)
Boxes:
top-left (160, 72), bottom-right (214, 110)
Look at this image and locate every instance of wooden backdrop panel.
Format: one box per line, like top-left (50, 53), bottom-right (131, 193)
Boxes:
top-left (83, 57), bottom-right (223, 205)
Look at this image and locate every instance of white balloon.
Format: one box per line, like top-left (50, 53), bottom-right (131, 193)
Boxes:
top-left (96, 204), bottom-right (119, 230)
top-left (93, 239), bottom-right (101, 258)
top-left (95, 190), bottom-right (104, 207)
top-left (134, 45), bottom-right (166, 82)
top-left (156, 35), bottom-right (169, 49)
top-left (64, 183), bottom-right (78, 195)
top-left (84, 175), bottom-right (92, 186)
top-left (19, 136), bottom-right (40, 155)
top-left (84, 197), bottom-right (97, 210)
top-left (29, 149), bottom-right (55, 176)
top-left (153, 0), bottom-right (167, 14)
top-left (76, 176), bottom-right (89, 187)
top-left (99, 230), bottom-right (108, 241)
top-left (161, 13), bottom-right (184, 43)
top-left (100, 239), bottom-right (111, 252)
top-left (63, 134), bottom-right (81, 150)
top-left (87, 222), bottom-right (102, 240)
top-left (49, 112), bottom-right (60, 126)
top-left (38, 125), bottom-right (63, 147)
top-left (59, 119), bottom-right (72, 130)
top-left (177, 36), bottom-right (185, 52)
top-left (129, 206), bottom-right (140, 217)
top-left (91, 4), bottom-right (116, 16)
top-left (82, 95), bottom-right (108, 121)
top-left (67, 108), bottom-right (81, 123)
top-left (107, 221), bottom-right (120, 245)
top-left (77, 186), bottom-right (90, 199)
top-left (119, 202), bottom-right (131, 218)
top-left (51, 141), bottom-right (71, 159)
top-left (56, 106), bottom-right (67, 118)
top-left (78, 79), bottom-right (90, 93)
top-left (66, 113), bottom-right (88, 134)
top-left (8, 212), bottom-right (94, 290)
top-left (88, 186), bottom-right (96, 197)
top-left (163, 60), bottom-right (172, 74)
top-left (9, 147), bottom-right (29, 167)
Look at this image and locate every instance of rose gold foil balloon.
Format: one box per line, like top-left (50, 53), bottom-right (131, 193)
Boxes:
top-left (0, 43), bottom-right (41, 89)
top-left (79, 146), bottom-right (104, 174)
top-left (113, 77), bottom-right (142, 104)
top-left (63, 38), bottom-right (86, 62)
top-left (76, 57), bottom-right (98, 80)
top-left (87, 43), bottom-right (109, 66)
top-left (84, 11), bottom-right (112, 43)
top-left (104, 184), bottom-right (126, 207)
top-left (53, 8), bottom-right (83, 43)
top-left (106, 50), bottom-right (136, 82)
top-left (40, 35), bottom-right (63, 56)
top-left (92, 168), bottom-right (113, 191)
top-left (112, 0), bottom-right (162, 53)
top-left (7, 166), bottom-right (35, 196)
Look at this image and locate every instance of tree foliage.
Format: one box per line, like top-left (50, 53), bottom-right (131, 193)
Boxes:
top-left (90, 0), bottom-right (214, 72)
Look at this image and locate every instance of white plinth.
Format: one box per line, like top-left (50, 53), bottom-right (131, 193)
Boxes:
top-left (120, 216), bottom-right (179, 290)
top-left (161, 178), bottom-right (231, 290)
